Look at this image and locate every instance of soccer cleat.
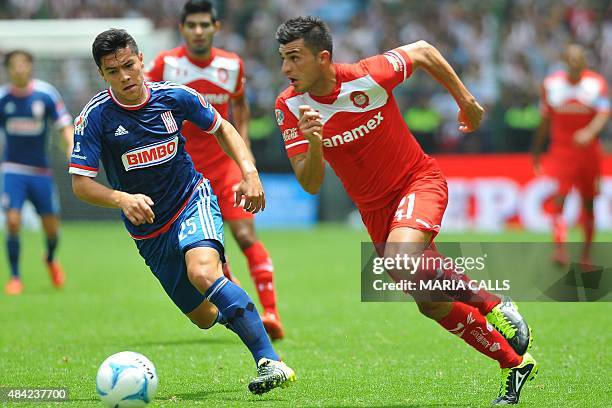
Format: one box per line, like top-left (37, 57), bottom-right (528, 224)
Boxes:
top-left (486, 296), bottom-right (531, 356)
top-left (248, 358), bottom-right (296, 395)
top-left (46, 260), bottom-right (66, 288)
top-left (4, 277), bottom-right (23, 295)
top-left (493, 352), bottom-right (538, 405)
top-left (261, 311), bottom-right (285, 341)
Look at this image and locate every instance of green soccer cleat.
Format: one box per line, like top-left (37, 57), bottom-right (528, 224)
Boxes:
top-left (248, 358), bottom-right (296, 395)
top-left (493, 352), bottom-right (538, 405)
top-left (486, 296), bottom-right (532, 356)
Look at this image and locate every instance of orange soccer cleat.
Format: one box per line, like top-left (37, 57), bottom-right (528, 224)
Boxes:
top-left (261, 310), bottom-right (285, 341)
top-left (4, 277), bottom-right (23, 295)
top-left (46, 260), bottom-right (66, 288)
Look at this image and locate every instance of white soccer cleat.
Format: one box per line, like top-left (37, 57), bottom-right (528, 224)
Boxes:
top-left (248, 358), bottom-right (296, 395)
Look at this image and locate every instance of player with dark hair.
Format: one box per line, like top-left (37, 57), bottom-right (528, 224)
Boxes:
top-left (1, 49), bottom-right (73, 295)
top-left (146, 0), bottom-right (285, 340)
top-left (274, 16), bottom-right (537, 404)
top-left (71, 28), bottom-right (295, 394)
top-left (532, 44), bottom-right (610, 265)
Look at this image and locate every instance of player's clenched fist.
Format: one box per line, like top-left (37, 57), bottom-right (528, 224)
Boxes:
top-left (458, 99), bottom-right (485, 133)
top-left (298, 105), bottom-right (323, 142)
top-left (118, 192), bottom-right (155, 226)
top-left (233, 173), bottom-right (266, 213)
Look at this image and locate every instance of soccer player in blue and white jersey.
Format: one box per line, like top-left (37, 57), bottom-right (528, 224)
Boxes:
top-left (0, 50), bottom-right (73, 295)
top-left (69, 29), bottom-right (296, 394)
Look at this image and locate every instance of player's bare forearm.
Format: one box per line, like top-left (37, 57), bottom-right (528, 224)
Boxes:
top-left (230, 95), bottom-right (255, 162)
top-left (290, 144), bottom-right (325, 195)
top-left (584, 111), bottom-right (610, 137)
top-left (72, 175), bottom-right (155, 225)
top-left (213, 118), bottom-right (257, 177)
top-left (62, 125), bottom-right (74, 161)
top-left (401, 41), bottom-right (483, 130)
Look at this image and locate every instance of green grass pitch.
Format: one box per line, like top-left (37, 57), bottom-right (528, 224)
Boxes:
top-left (1, 222), bottom-right (610, 406)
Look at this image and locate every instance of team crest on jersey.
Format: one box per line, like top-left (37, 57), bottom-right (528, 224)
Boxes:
top-left (275, 109), bottom-right (284, 125)
top-left (31, 100), bottom-right (45, 118)
top-left (74, 115), bottom-right (88, 135)
top-left (161, 111), bottom-right (178, 133)
top-left (217, 68), bottom-right (229, 84)
top-left (121, 136), bottom-right (178, 171)
top-left (350, 91), bottom-right (369, 109)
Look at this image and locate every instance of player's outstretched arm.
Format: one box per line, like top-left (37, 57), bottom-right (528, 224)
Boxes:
top-left (288, 105), bottom-right (325, 195)
top-left (72, 175), bottom-right (155, 225)
top-left (213, 119), bottom-right (265, 213)
top-left (400, 41), bottom-right (484, 132)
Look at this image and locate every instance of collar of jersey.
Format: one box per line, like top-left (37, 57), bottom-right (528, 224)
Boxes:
top-left (10, 81), bottom-right (34, 97)
top-left (108, 84), bottom-right (151, 110)
top-left (183, 45), bottom-right (216, 68)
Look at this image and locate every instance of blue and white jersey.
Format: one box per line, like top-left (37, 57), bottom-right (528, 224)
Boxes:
top-left (0, 80), bottom-right (72, 171)
top-left (69, 81), bottom-right (222, 239)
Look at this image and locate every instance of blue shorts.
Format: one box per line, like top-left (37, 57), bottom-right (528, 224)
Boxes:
top-left (135, 181), bottom-right (225, 314)
top-left (1, 172), bottom-right (60, 215)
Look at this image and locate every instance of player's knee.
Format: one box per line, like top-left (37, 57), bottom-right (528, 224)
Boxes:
top-left (417, 301), bottom-right (448, 320)
top-left (186, 258), bottom-right (221, 292)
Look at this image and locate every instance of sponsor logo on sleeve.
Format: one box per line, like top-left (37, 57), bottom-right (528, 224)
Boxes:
top-left (74, 115), bottom-right (87, 135)
top-left (275, 109), bottom-right (284, 125)
top-left (121, 136), bottom-right (178, 171)
top-left (282, 127), bottom-right (299, 142)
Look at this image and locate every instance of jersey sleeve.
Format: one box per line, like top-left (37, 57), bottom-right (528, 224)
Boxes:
top-left (145, 53), bottom-right (165, 82)
top-left (45, 85), bottom-right (72, 128)
top-left (68, 111), bottom-right (102, 177)
top-left (360, 48), bottom-right (413, 91)
top-left (595, 78), bottom-right (610, 113)
top-left (231, 58), bottom-right (246, 98)
top-left (275, 98), bottom-right (309, 158)
top-left (177, 85), bottom-right (222, 133)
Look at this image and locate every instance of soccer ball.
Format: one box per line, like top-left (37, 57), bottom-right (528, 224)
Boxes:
top-left (95, 351), bottom-right (158, 407)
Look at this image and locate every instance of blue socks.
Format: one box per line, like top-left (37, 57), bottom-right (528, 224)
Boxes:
top-left (46, 236), bottom-right (58, 263)
top-left (205, 276), bottom-right (279, 363)
top-left (7, 234), bottom-right (20, 278)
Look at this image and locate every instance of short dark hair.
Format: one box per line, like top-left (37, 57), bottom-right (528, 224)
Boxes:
top-left (92, 28), bottom-right (139, 69)
top-left (181, 0), bottom-right (217, 24)
top-left (275, 16), bottom-right (333, 58)
top-left (4, 49), bottom-right (33, 68)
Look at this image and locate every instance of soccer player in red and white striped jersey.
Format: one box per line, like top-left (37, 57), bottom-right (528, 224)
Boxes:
top-left (533, 44), bottom-right (610, 266)
top-left (274, 16), bottom-right (537, 404)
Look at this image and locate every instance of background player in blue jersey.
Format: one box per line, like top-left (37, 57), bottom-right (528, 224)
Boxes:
top-left (0, 50), bottom-right (74, 295)
top-left (68, 29), bottom-right (296, 394)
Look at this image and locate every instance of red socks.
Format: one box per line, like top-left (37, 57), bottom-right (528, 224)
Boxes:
top-left (244, 241), bottom-right (277, 314)
top-left (438, 302), bottom-right (522, 368)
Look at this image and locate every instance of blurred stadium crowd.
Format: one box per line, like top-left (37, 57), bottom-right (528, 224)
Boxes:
top-left (1, 0), bottom-right (610, 160)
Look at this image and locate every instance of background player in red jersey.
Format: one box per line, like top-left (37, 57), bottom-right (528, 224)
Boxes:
top-left (146, 0), bottom-right (284, 339)
top-left (532, 44), bottom-right (610, 265)
top-left (275, 17), bottom-right (537, 405)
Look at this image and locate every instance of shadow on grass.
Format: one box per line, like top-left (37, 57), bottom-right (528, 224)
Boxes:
top-left (159, 389), bottom-right (285, 403)
top-left (127, 336), bottom-right (234, 348)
